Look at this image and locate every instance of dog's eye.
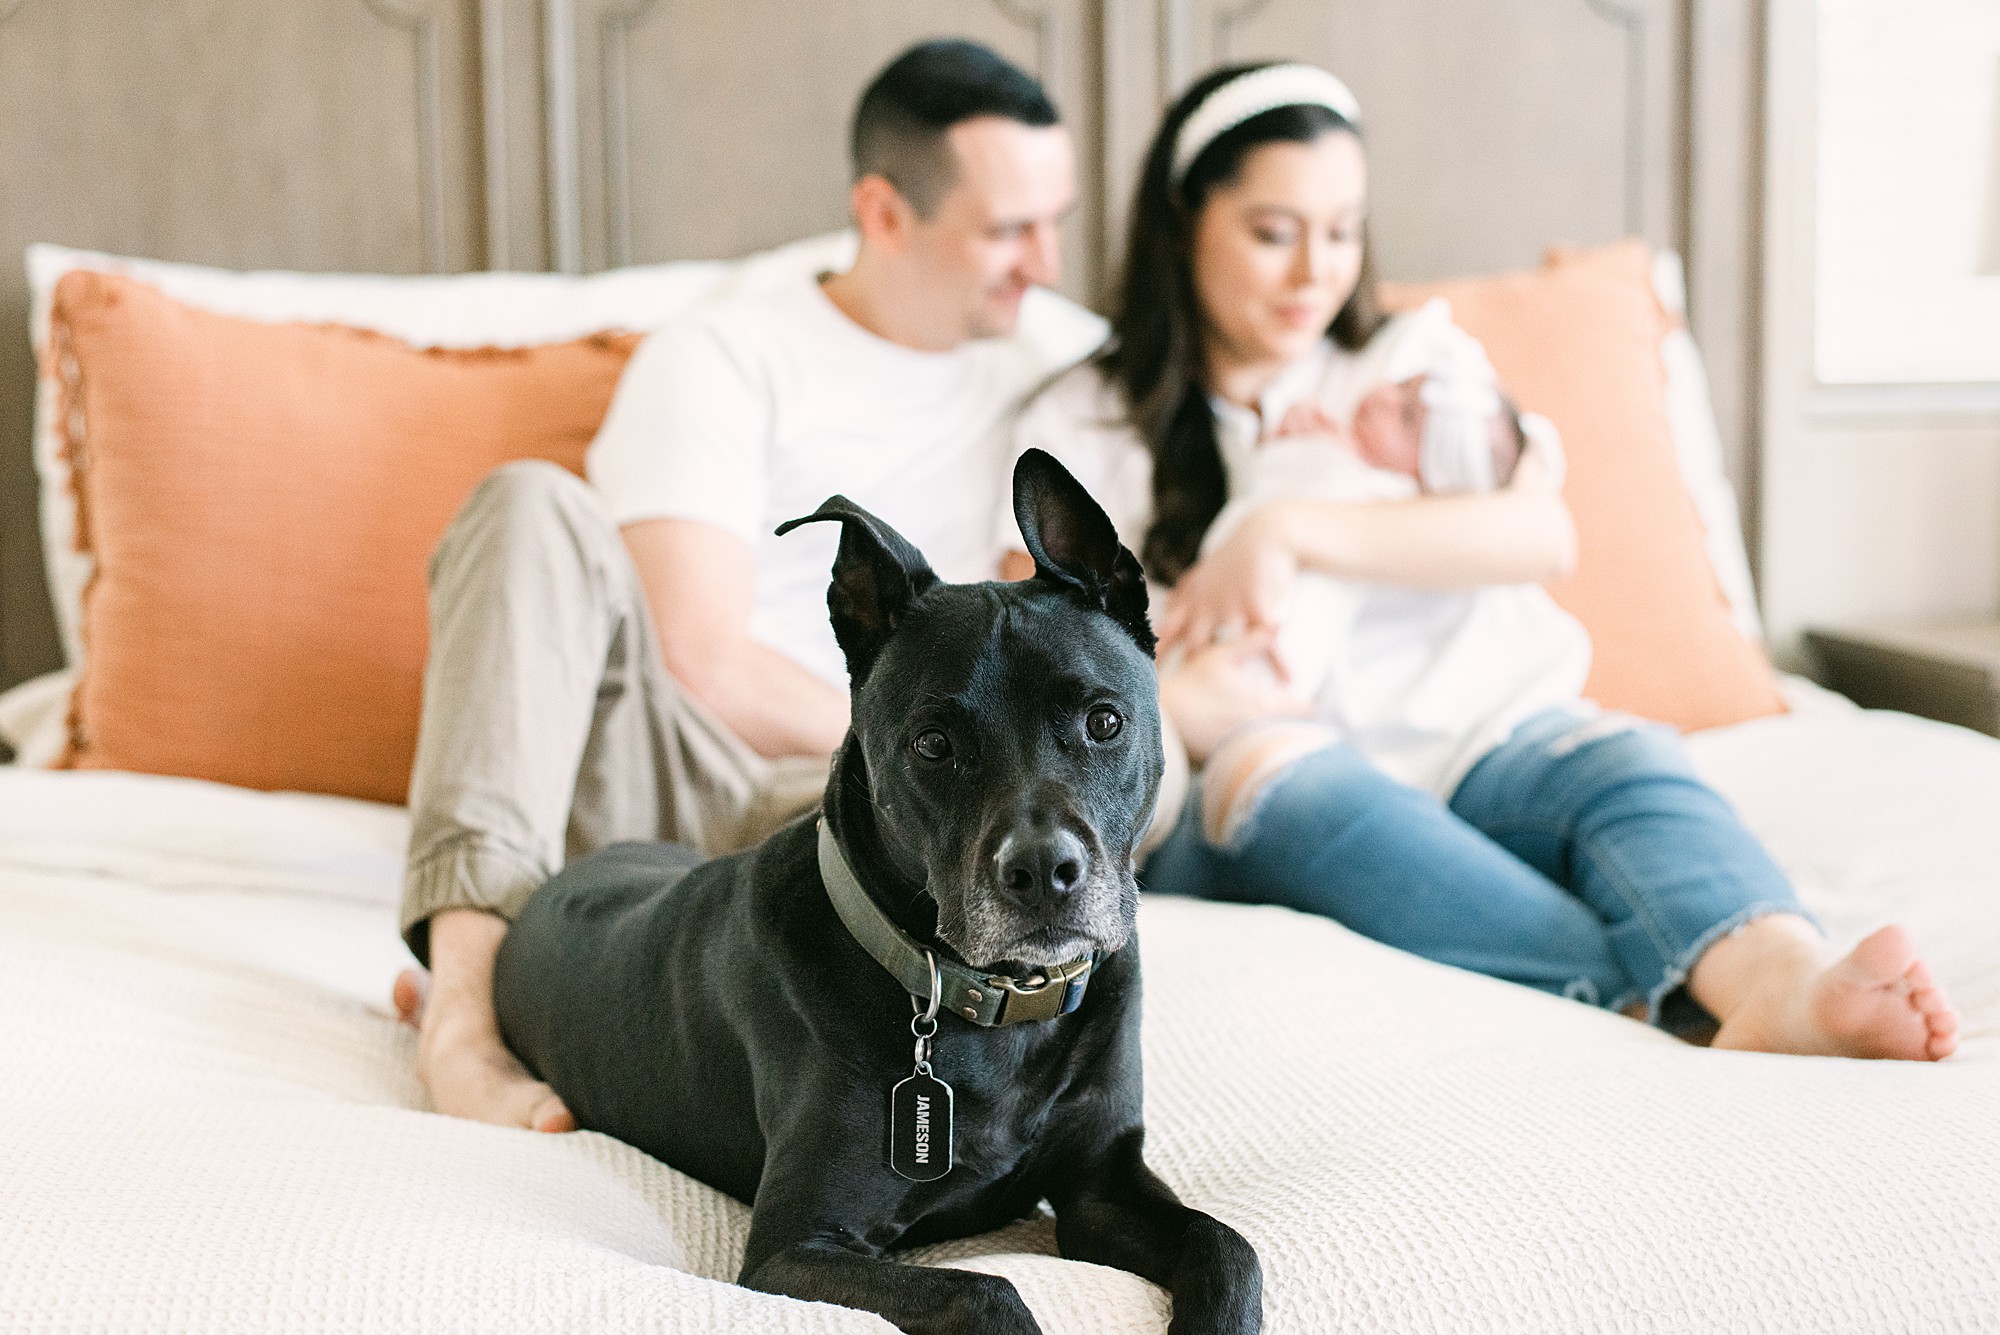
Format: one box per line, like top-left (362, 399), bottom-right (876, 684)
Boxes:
top-left (1085, 705), bottom-right (1123, 742)
top-left (912, 729), bottom-right (952, 763)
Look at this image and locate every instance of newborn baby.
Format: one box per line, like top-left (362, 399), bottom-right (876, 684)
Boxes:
top-left (1320, 371), bottom-right (1525, 493)
top-left (1267, 295), bottom-right (1529, 498)
top-left (1203, 297), bottom-right (1558, 705)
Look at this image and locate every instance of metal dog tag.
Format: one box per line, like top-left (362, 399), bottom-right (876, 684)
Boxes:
top-left (890, 1071), bottom-right (954, 1181)
top-left (890, 947), bottom-right (953, 1182)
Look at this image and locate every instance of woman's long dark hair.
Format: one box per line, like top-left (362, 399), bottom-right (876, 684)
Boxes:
top-left (1101, 64), bottom-right (1386, 585)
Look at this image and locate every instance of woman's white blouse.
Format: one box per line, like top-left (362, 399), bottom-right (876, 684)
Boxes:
top-left (1009, 315), bottom-right (1595, 799)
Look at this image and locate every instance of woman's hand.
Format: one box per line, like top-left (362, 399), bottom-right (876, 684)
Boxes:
top-left (1506, 422), bottom-right (1564, 495)
top-left (1156, 503), bottom-right (1301, 658)
top-left (1157, 633), bottom-right (1311, 765)
top-left (1275, 401), bottom-right (1349, 441)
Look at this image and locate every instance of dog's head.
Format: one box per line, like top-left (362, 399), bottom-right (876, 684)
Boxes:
top-left (777, 449), bottom-right (1162, 970)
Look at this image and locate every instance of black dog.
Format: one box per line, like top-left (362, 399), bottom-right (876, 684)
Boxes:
top-left (494, 450), bottom-right (1261, 1334)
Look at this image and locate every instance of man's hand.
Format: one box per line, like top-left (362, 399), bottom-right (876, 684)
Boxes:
top-left (1155, 504), bottom-right (1301, 660)
top-left (1158, 634), bottom-right (1311, 765)
top-left (394, 909), bottom-right (575, 1133)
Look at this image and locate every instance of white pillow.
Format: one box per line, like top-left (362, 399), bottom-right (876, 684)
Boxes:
top-left (1651, 252), bottom-right (1763, 643)
top-left (21, 232), bottom-right (1107, 677)
top-left (0, 666), bottom-right (70, 767)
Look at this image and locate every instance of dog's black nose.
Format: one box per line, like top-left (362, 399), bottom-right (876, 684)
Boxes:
top-left (998, 829), bottom-right (1088, 899)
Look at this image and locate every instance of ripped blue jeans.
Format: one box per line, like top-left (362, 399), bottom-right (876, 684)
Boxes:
top-left (1142, 708), bottom-right (1810, 1028)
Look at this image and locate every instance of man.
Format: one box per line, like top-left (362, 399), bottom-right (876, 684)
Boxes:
top-left (396, 39), bottom-right (1095, 1131)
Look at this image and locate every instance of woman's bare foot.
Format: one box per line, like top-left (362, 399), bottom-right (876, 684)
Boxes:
top-left (405, 909), bottom-right (576, 1133)
top-left (1704, 920), bottom-right (1959, 1061)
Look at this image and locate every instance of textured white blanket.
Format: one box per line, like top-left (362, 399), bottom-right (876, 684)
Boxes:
top-left (3, 707), bottom-right (1998, 1333)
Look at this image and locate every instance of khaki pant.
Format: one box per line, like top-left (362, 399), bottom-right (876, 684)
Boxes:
top-left (400, 460), bottom-right (826, 964)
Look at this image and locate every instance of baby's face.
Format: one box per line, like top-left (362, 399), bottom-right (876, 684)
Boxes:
top-left (1351, 376), bottom-right (1522, 491)
top-left (1350, 378), bottom-right (1427, 478)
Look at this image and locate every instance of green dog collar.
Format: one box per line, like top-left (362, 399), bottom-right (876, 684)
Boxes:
top-left (816, 820), bottom-right (1094, 1026)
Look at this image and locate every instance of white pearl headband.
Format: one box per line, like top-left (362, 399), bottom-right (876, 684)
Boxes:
top-left (1170, 64), bottom-right (1363, 184)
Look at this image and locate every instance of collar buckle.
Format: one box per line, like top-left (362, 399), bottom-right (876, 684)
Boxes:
top-left (987, 956), bottom-right (1094, 1025)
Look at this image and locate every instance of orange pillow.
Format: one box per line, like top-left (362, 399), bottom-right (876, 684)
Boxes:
top-left (48, 271), bottom-right (640, 803)
top-left (1381, 240), bottom-right (1784, 732)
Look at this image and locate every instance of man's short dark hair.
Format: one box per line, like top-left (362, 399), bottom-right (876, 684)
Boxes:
top-left (852, 39), bottom-right (1059, 217)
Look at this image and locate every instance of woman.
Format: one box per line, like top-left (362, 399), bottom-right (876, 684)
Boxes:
top-left (1013, 62), bottom-right (1958, 1060)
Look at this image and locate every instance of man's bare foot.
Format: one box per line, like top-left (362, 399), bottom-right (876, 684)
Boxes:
top-left (408, 909), bottom-right (576, 1133)
top-left (1707, 921), bottom-right (1959, 1061)
top-left (393, 968), bottom-right (427, 1026)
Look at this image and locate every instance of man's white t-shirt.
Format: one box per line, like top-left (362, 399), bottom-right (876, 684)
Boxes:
top-left (587, 273), bottom-right (1103, 689)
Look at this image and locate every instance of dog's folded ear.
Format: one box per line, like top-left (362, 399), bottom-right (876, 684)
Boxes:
top-left (778, 496), bottom-right (941, 684)
top-left (1013, 449), bottom-right (1155, 657)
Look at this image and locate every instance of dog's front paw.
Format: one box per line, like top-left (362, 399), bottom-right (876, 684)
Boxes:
top-left (1166, 1215), bottom-right (1262, 1335)
top-left (741, 1238), bottom-right (1042, 1335)
top-left (920, 1272), bottom-right (1042, 1335)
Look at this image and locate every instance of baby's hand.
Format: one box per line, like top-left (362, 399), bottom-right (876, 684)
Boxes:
top-left (1274, 401), bottom-right (1349, 441)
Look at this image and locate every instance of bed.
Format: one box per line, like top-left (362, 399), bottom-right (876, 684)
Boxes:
top-left (4, 677), bottom-right (1999, 1333)
top-left (3, 271), bottom-right (1999, 1335)
top-left (4, 232), bottom-right (1998, 1335)
top-left (7, 1), bottom-right (1996, 1325)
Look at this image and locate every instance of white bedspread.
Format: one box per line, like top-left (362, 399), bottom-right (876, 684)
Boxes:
top-left (4, 706), bottom-right (1998, 1333)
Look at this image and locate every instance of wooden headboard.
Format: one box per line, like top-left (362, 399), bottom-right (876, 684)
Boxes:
top-left (0, 0), bottom-right (1758, 690)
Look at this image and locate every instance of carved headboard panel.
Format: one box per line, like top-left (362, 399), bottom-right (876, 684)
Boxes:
top-left (0, 0), bottom-right (1733, 690)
